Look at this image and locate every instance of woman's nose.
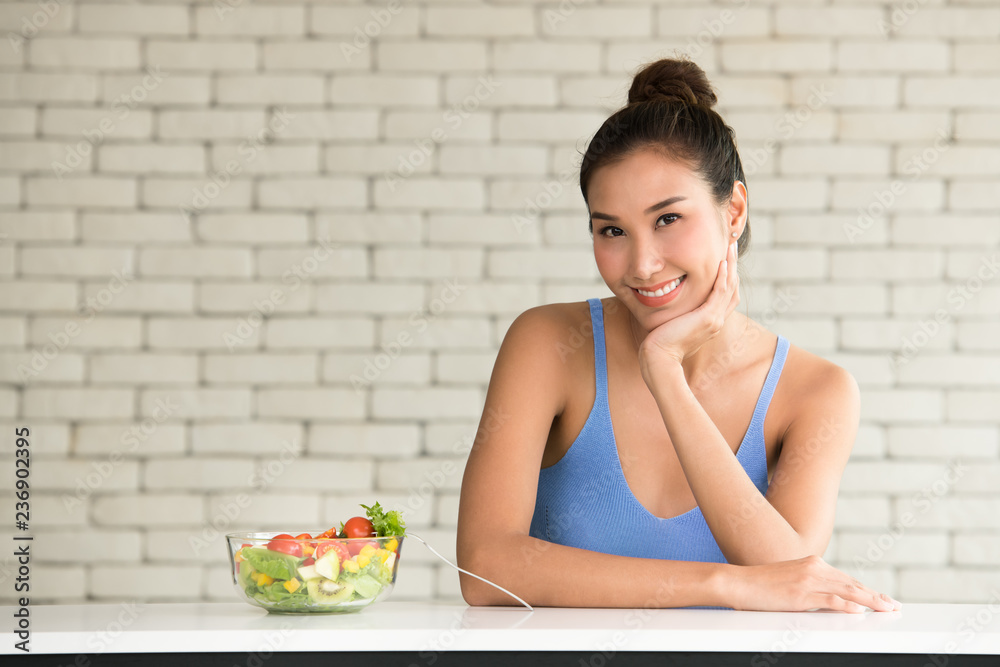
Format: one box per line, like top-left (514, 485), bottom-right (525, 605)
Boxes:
top-left (631, 238), bottom-right (664, 280)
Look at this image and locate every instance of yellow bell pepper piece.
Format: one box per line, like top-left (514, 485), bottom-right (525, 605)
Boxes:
top-left (255, 572), bottom-right (275, 586)
top-left (343, 560), bottom-right (360, 573)
top-left (283, 578), bottom-right (301, 593)
top-left (357, 554), bottom-right (371, 568)
top-left (385, 538), bottom-right (398, 553)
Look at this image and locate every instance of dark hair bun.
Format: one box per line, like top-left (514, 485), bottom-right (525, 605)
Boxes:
top-left (627, 57), bottom-right (718, 109)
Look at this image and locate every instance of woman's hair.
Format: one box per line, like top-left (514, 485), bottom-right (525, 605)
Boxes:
top-left (579, 56), bottom-right (751, 261)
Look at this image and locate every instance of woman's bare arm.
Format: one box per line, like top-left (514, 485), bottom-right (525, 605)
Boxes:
top-left (455, 305), bottom-right (897, 612)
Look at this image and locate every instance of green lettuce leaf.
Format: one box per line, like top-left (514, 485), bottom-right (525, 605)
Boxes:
top-left (242, 547), bottom-right (300, 580)
top-left (361, 502), bottom-right (406, 537)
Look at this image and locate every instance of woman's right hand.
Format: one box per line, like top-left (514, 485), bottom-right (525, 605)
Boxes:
top-left (724, 555), bottom-right (902, 613)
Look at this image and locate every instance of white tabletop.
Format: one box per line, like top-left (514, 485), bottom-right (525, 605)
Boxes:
top-left (4, 601), bottom-right (1000, 655)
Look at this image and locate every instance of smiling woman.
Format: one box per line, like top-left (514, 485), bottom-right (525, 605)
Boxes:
top-left (456, 56), bottom-right (902, 614)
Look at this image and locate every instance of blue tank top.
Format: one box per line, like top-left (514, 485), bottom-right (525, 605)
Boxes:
top-left (528, 298), bottom-right (789, 606)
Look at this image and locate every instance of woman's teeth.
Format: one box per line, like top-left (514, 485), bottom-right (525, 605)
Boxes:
top-left (637, 276), bottom-right (684, 297)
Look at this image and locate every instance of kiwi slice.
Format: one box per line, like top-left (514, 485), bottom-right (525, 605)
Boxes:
top-left (307, 578), bottom-right (355, 605)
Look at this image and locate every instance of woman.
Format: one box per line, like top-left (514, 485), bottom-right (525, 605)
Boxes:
top-left (456, 57), bottom-right (902, 613)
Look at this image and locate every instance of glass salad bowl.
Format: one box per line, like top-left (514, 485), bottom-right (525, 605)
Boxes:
top-left (227, 531), bottom-right (402, 614)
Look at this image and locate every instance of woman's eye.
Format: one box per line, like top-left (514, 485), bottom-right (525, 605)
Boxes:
top-left (656, 213), bottom-right (680, 227)
top-left (599, 226), bottom-right (625, 237)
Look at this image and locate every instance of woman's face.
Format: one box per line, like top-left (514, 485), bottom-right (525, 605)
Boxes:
top-left (588, 148), bottom-right (745, 331)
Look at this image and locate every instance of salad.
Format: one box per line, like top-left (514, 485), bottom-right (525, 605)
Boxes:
top-left (230, 502), bottom-right (406, 613)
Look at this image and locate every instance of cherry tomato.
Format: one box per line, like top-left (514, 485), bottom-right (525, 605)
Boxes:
top-left (346, 539), bottom-right (380, 557)
top-left (301, 556), bottom-right (315, 566)
top-left (294, 533), bottom-right (312, 540)
top-left (342, 517), bottom-right (375, 539)
top-left (315, 541), bottom-right (350, 563)
top-left (266, 533), bottom-right (303, 557)
top-left (317, 526), bottom-right (338, 539)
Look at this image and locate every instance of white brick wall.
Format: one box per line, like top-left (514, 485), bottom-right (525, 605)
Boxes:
top-left (0, 0), bottom-right (997, 609)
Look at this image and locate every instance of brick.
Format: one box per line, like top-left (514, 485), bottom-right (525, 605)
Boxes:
top-left (315, 214), bottom-right (423, 244)
top-left (957, 112), bottom-right (1000, 140)
top-left (309, 423), bottom-right (421, 458)
top-left (309, 5), bottom-right (420, 37)
top-left (141, 248), bottom-right (252, 278)
top-left (726, 110), bottom-right (836, 143)
top-left (544, 7), bottom-right (650, 37)
top-left (838, 532), bottom-right (949, 566)
top-left (378, 41), bottom-right (487, 72)
top-left (263, 41), bottom-right (369, 71)
top-left (744, 249), bottom-right (827, 280)
top-left (837, 41), bottom-right (949, 73)
top-left (742, 178), bottom-right (829, 212)
top-left (0, 140), bottom-right (91, 171)
top-left (30, 316), bottom-right (142, 350)
top-left (0, 350), bottom-right (82, 383)
top-left (148, 317), bottom-right (259, 350)
top-left (257, 389), bottom-right (366, 420)
top-left (315, 283), bottom-right (425, 314)
top-left (196, 214), bottom-right (309, 243)
top-left (0, 3), bottom-right (73, 32)
top-left (560, 76), bottom-right (630, 109)
top-left (257, 246), bottom-right (368, 279)
top-left (904, 76), bottom-right (1000, 108)
top-left (376, 457), bottom-right (467, 492)
top-left (32, 459), bottom-right (139, 492)
top-left (80, 5), bottom-right (189, 34)
top-left (791, 76), bottom-right (899, 108)
top-left (495, 42), bottom-right (601, 73)
top-left (391, 562), bottom-right (435, 601)
top-left (488, 249), bottom-right (599, 279)
top-left (0, 211), bottom-right (76, 241)
top-left (372, 389), bottom-right (482, 419)
top-left (952, 535), bottom-right (1000, 566)
top-left (0, 317), bottom-right (26, 347)
top-left (0, 280), bottom-right (75, 312)
top-left (27, 566), bottom-right (86, 601)
top-left (26, 177), bottom-right (137, 208)
top-left (23, 388), bottom-right (133, 419)
top-left (0, 73), bottom-right (97, 103)
top-left (0, 388), bottom-right (16, 417)
top-left (775, 7), bottom-right (883, 36)
top-left (898, 567), bottom-right (1000, 604)
top-left (949, 182), bottom-right (997, 211)
top-left (141, 389), bottom-right (250, 419)
top-left (0, 175), bottom-right (19, 204)
top-left (203, 354), bottom-right (318, 384)
top-left (859, 389), bottom-right (943, 423)
top-left (426, 7), bottom-right (534, 36)
top-left (834, 497), bottom-right (891, 529)
top-left (74, 423), bottom-right (185, 456)
top-left (435, 282), bottom-right (542, 314)
top-left (896, 355), bottom-right (1000, 388)
top-left (385, 110), bottom-right (491, 141)
top-left (658, 6), bottom-right (770, 37)
top-left (830, 250), bottom-right (943, 281)
top-left (80, 213), bottom-right (191, 242)
top-left (323, 351), bottom-right (431, 387)
top-left (380, 316), bottom-right (492, 351)
top-left (839, 111), bottom-right (951, 142)
top-left (781, 144), bottom-right (890, 176)
top-left (0, 107), bottom-right (36, 136)
top-left (722, 41), bottom-right (832, 73)
top-left (374, 249), bottom-right (482, 280)
top-left (895, 497), bottom-right (1000, 530)
top-left (894, 8), bottom-right (1000, 37)
top-left (144, 459), bottom-right (257, 490)
top-left (0, 422), bottom-right (66, 456)
top-left (841, 460), bottom-right (956, 494)
top-left (955, 44), bottom-right (1000, 73)
top-left (257, 178), bottom-right (367, 209)
top-left (191, 423), bottom-right (302, 455)
top-left (439, 145), bottom-right (548, 176)
top-left (217, 75), bottom-right (323, 105)
top-left (42, 108), bottom-right (152, 140)
top-left (91, 353), bottom-right (198, 384)
top-left (435, 493), bottom-right (461, 528)
top-left (323, 143), bottom-right (434, 176)
top-left (142, 177), bottom-right (252, 210)
top-left (195, 6), bottom-right (305, 35)
top-left (767, 284), bottom-right (886, 315)
top-left (91, 565), bottom-right (203, 598)
top-left (330, 74), bottom-right (438, 106)
top-left (893, 285), bottom-right (1000, 317)
top-left (29, 37), bottom-right (140, 69)
top-left (436, 352), bottom-right (496, 384)
top-left (210, 144), bottom-right (319, 175)
top-left (21, 246), bottom-right (133, 278)
top-left (265, 317), bottom-right (373, 349)
top-left (23, 492), bottom-right (87, 528)
top-left (891, 215), bottom-right (1000, 246)
top-left (498, 110), bottom-right (606, 142)
top-left (841, 318), bottom-right (951, 352)
top-left (206, 492), bottom-right (320, 528)
top-left (158, 110), bottom-right (266, 139)
top-left (273, 110), bottom-right (378, 140)
top-left (81, 281), bottom-right (194, 314)
top-left (265, 459), bottom-right (373, 491)
top-left (100, 144), bottom-right (205, 175)
top-left (951, 463), bottom-right (1000, 494)
top-left (197, 282), bottom-right (312, 315)
top-left (102, 72), bottom-right (209, 106)
top-left (958, 323), bottom-right (1000, 351)
top-left (146, 40), bottom-right (256, 72)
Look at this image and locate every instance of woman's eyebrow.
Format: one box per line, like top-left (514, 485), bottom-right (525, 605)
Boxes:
top-left (590, 195), bottom-right (688, 222)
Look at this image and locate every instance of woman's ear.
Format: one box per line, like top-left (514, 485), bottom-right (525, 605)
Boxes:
top-left (726, 180), bottom-right (748, 232)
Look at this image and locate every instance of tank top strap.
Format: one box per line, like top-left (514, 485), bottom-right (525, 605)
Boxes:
top-left (747, 334), bottom-right (790, 435)
top-left (586, 298), bottom-right (609, 409)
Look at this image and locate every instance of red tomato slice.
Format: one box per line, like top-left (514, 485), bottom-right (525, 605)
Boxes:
top-left (315, 541), bottom-right (349, 564)
top-left (266, 534), bottom-right (303, 557)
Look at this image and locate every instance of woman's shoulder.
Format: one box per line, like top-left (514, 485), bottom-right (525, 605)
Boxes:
top-left (503, 300), bottom-right (595, 346)
top-left (777, 338), bottom-right (861, 436)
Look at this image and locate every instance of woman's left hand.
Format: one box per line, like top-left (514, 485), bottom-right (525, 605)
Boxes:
top-left (637, 240), bottom-right (741, 383)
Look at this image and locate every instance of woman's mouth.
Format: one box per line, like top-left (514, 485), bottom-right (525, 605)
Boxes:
top-left (632, 275), bottom-right (686, 306)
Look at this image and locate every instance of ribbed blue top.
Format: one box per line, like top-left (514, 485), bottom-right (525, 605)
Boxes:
top-left (528, 298), bottom-right (789, 608)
